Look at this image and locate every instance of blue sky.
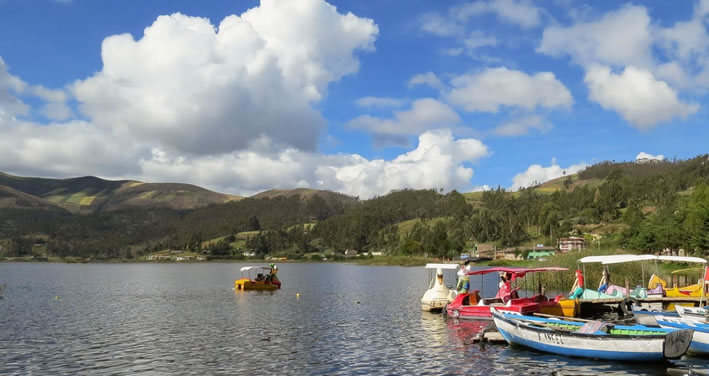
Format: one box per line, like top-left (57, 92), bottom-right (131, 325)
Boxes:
top-left (0, 0), bottom-right (707, 198)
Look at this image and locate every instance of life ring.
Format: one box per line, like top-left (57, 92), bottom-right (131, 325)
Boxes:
top-left (452, 309), bottom-right (460, 318)
top-left (619, 297), bottom-right (639, 316)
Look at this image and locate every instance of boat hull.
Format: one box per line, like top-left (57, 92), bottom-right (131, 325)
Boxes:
top-left (234, 278), bottom-right (280, 291)
top-left (446, 293), bottom-right (539, 320)
top-left (492, 309), bottom-right (692, 361)
top-left (653, 315), bottom-right (709, 355)
top-left (539, 298), bottom-right (579, 317)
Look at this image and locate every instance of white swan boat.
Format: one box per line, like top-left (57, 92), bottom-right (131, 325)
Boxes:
top-left (421, 263), bottom-right (458, 312)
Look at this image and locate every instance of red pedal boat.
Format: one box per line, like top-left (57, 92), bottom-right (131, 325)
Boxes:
top-left (446, 266), bottom-right (568, 319)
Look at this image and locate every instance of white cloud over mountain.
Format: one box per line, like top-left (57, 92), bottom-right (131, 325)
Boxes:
top-left (636, 152), bottom-right (665, 162)
top-left (139, 129), bottom-right (489, 199)
top-left (510, 158), bottom-right (588, 191)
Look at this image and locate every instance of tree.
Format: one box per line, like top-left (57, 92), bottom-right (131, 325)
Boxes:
top-left (684, 183), bottom-right (709, 254)
top-left (247, 216), bottom-right (262, 231)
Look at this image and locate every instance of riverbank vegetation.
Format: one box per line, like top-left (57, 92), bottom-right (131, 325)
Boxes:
top-left (1, 155), bottom-right (708, 264)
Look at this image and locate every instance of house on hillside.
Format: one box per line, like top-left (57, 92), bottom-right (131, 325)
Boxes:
top-left (497, 248), bottom-right (519, 260)
top-left (476, 243), bottom-right (495, 259)
top-left (558, 237), bottom-right (585, 252)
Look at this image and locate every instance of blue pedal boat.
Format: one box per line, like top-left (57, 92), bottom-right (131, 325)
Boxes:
top-left (491, 308), bottom-right (693, 361)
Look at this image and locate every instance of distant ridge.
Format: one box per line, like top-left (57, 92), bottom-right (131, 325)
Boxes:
top-left (0, 172), bottom-right (242, 214)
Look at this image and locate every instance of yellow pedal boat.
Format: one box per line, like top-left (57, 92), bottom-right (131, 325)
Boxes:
top-left (235, 265), bottom-right (281, 291)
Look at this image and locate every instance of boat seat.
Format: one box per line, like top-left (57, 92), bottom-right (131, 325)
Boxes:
top-left (479, 298), bottom-right (503, 306)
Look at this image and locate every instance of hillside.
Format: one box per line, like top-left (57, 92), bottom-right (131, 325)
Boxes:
top-left (0, 172), bottom-right (240, 214)
top-left (1, 154), bottom-right (708, 261)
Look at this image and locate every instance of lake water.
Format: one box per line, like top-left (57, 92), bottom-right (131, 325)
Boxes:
top-left (0, 262), bottom-right (706, 375)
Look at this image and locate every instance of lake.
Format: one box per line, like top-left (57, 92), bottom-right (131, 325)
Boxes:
top-left (0, 262), bottom-right (706, 375)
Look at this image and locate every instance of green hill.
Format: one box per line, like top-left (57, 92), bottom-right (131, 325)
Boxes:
top-left (1, 154), bottom-right (708, 261)
top-left (0, 172), bottom-right (240, 214)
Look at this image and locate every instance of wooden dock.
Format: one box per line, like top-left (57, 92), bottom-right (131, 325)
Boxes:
top-left (472, 330), bottom-right (505, 343)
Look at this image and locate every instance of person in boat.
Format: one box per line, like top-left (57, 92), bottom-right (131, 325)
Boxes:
top-left (598, 269), bottom-right (610, 293)
top-left (569, 269), bottom-right (584, 299)
top-left (496, 272), bottom-right (516, 303)
top-left (256, 273), bottom-right (265, 282)
top-left (456, 262), bottom-right (472, 293)
top-left (267, 263), bottom-right (279, 283)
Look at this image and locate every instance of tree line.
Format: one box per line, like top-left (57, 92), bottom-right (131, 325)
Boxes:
top-left (1, 154), bottom-right (708, 259)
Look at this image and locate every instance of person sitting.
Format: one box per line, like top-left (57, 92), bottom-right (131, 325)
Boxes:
top-left (569, 269), bottom-right (584, 299)
top-left (598, 269), bottom-right (610, 293)
top-left (255, 273), bottom-right (264, 281)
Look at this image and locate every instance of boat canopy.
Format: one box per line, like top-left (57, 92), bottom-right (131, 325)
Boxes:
top-left (658, 255), bottom-right (707, 264)
top-left (578, 254), bottom-right (707, 265)
top-left (424, 263), bottom-right (459, 270)
top-left (240, 266), bottom-right (273, 272)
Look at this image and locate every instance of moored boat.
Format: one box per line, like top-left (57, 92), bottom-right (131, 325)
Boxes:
top-left (421, 263), bottom-right (458, 312)
top-left (492, 308), bottom-right (694, 361)
top-left (635, 310), bottom-right (709, 355)
top-left (235, 265), bottom-right (281, 291)
top-left (446, 267), bottom-right (575, 319)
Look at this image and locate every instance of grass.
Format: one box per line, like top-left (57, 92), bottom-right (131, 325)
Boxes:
top-left (396, 217), bottom-right (449, 236)
top-left (352, 255), bottom-right (441, 267)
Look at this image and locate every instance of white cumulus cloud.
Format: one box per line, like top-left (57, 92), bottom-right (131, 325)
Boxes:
top-left (537, 5), bottom-right (654, 69)
top-left (510, 158), bottom-right (588, 191)
top-left (72, 1), bottom-right (378, 155)
top-left (636, 152), bottom-right (665, 161)
top-left (139, 129), bottom-right (489, 199)
top-left (348, 98), bottom-right (461, 147)
top-left (448, 67), bottom-right (573, 113)
top-left (408, 72), bottom-right (445, 91)
top-left (456, 0), bottom-right (541, 29)
top-left (584, 65), bottom-right (698, 129)
top-left (0, 58), bottom-right (70, 121)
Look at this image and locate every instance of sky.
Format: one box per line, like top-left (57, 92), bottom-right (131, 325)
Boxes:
top-left (0, 0), bottom-right (707, 198)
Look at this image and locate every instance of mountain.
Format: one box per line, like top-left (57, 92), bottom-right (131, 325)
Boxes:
top-left (1, 154), bottom-right (708, 261)
top-left (0, 172), bottom-right (242, 214)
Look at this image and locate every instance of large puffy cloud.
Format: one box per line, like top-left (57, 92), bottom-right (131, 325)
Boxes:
top-left (72, 1), bottom-right (378, 155)
top-left (448, 67), bottom-right (573, 112)
top-left (585, 65), bottom-right (698, 129)
top-left (139, 129), bottom-right (489, 199)
top-left (511, 158), bottom-right (588, 190)
top-left (347, 98), bottom-right (460, 146)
